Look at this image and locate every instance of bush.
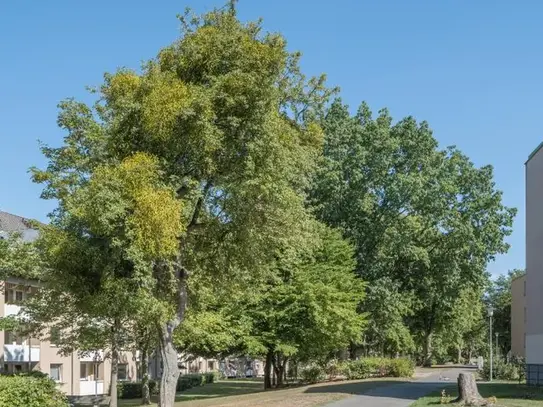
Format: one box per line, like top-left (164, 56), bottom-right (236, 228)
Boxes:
top-left (300, 365), bottom-right (326, 383)
top-left (388, 358), bottom-right (415, 377)
top-left (176, 373), bottom-right (207, 392)
top-left (479, 358), bottom-right (523, 381)
top-left (0, 375), bottom-right (69, 407)
top-left (340, 357), bottom-right (414, 380)
top-left (204, 372), bottom-right (216, 384)
top-left (116, 379), bottom-right (158, 399)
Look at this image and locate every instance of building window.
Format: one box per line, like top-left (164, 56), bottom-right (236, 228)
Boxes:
top-left (80, 363), bottom-right (88, 380)
top-left (50, 364), bottom-right (62, 382)
top-left (198, 361), bottom-right (202, 372)
top-left (524, 307), bottom-right (527, 323)
top-left (208, 361), bottom-right (214, 370)
top-left (50, 328), bottom-right (60, 347)
top-left (15, 291), bottom-right (23, 302)
top-left (524, 280), bottom-right (527, 296)
top-left (14, 365), bottom-right (22, 373)
top-left (118, 364), bottom-right (128, 381)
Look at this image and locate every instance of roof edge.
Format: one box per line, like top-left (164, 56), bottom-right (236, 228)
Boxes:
top-left (527, 141), bottom-right (543, 164)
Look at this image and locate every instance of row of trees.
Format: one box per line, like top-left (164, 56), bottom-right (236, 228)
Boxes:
top-left (0, 3), bottom-right (515, 407)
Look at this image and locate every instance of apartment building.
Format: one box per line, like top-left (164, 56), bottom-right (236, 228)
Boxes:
top-left (510, 274), bottom-right (526, 358)
top-left (0, 211), bottom-right (221, 397)
top-left (525, 144), bottom-right (543, 385)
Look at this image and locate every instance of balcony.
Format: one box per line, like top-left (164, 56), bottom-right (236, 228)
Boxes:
top-left (4, 303), bottom-right (21, 317)
top-left (4, 344), bottom-right (40, 362)
top-left (79, 380), bottom-right (105, 396)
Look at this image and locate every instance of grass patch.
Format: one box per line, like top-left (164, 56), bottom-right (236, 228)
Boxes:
top-left (410, 382), bottom-right (543, 407)
top-left (112, 377), bottom-right (405, 407)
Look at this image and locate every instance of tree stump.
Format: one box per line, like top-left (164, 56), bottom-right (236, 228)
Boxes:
top-left (452, 373), bottom-right (490, 406)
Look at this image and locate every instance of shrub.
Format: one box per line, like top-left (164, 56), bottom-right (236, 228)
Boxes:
top-left (340, 357), bottom-right (414, 380)
top-left (0, 375), bottom-right (69, 407)
top-left (300, 366), bottom-right (326, 383)
top-left (388, 358), bottom-right (415, 377)
top-left (117, 382), bottom-right (143, 399)
top-left (116, 379), bottom-right (158, 399)
top-left (204, 372), bottom-right (216, 384)
top-left (176, 373), bottom-right (207, 392)
top-left (479, 358), bottom-right (522, 381)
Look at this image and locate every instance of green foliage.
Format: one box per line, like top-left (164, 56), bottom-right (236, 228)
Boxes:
top-left (31, 5), bottom-right (336, 402)
top-left (479, 358), bottom-right (524, 381)
top-left (240, 224), bottom-right (366, 364)
top-left (299, 366), bottom-right (326, 383)
top-left (340, 358), bottom-right (414, 379)
top-left (310, 99), bottom-right (516, 363)
top-left (116, 380), bottom-right (158, 399)
top-left (0, 375), bottom-right (69, 407)
top-left (486, 269), bottom-right (525, 357)
top-left (176, 373), bottom-right (213, 392)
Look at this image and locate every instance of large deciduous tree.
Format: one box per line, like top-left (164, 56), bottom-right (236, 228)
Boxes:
top-left (32, 4), bottom-right (334, 406)
top-left (310, 99), bottom-right (516, 365)
top-left (241, 225), bottom-right (366, 389)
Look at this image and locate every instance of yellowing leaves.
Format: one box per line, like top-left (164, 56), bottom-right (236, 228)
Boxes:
top-left (68, 153), bottom-right (183, 261)
top-left (130, 186), bottom-right (183, 259)
top-left (141, 74), bottom-right (190, 141)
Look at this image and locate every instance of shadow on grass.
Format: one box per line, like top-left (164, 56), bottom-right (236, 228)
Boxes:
top-left (304, 380), bottom-right (409, 395)
top-left (174, 379), bottom-right (266, 402)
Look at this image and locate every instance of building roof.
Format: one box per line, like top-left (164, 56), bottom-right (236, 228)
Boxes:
top-left (0, 211), bottom-right (40, 242)
top-left (527, 141), bottom-right (543, 163)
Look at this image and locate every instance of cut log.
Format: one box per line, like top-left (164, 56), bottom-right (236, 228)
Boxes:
top-left (452, 373), bottom-right (491, 406)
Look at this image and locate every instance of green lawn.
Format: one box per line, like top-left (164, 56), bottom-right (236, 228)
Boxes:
top-left (410, 382), bottom-right (543, 407)
top-left (113, 377), bottom-right (406, 407)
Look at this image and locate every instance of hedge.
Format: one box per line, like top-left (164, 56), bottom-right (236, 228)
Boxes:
top-left (176, 373), bottom-right (215, 392)
top-left (300, 357), bottom-right (415, 384)
top-left (114, 372), bottom-right (216, 399)
top-left (0, 374), bottom-right (69, 407)
top-left (117, 380), bottom-right (158, 399)
top-left (340, 357), bottom-right (414, 380)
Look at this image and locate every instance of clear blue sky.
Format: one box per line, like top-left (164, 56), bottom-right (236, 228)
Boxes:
top-left (1, 0), bottom-right (540, 276)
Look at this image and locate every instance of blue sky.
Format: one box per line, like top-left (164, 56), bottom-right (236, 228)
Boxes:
top-left (1, 0), bottom-right (540, 275)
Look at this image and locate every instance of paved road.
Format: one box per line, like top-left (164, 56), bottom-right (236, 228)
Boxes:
top-left (326, 367), bottom-right (471, 407)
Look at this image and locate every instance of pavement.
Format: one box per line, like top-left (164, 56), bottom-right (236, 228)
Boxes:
top-left (325, 367), bottom-right (473, 407)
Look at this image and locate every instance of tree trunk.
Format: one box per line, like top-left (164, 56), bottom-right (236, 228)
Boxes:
top-left (452, 373), bottom-right (496, 406)
top-left (422, 332), bottom-right (432, 367)
top-left (457, 347), bottom-right (462, 365)
top-left (141, 347), bottom-right (151, 405)
top-left (264, 350), bottom-right (273, 389)
top-left (157, 265), bottom-right (188, 407)
top-left (110, 347), bottom-right (118, 407)
top-left (157, 322), bottom-right (181, 407)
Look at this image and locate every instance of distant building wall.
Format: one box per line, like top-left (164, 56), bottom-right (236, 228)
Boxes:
top-left (511, 274), bottom-right (526, 357)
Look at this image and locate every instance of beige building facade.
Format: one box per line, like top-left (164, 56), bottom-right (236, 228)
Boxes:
top-left (525, 144), bottom-right (543, 385)
top-left (510, 274), bottom-right (526, 358)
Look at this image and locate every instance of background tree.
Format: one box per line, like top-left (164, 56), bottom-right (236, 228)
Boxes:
top-left (485, 269), bottom-right (525, 357)
top-left (31, 4), bottom-right (334, 406)
top-left (240, 225), bottom-right (366, 389)
top-left (310, 99), bottom-right (516, 365)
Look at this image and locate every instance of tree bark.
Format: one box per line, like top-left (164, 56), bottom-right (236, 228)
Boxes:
top-left (457, 347), bottom-right (462, 365)
top-left (157, 322), bottom-right (180, 407)
top-left (452, 373), bottom-right (498, 406)
top-left (110, 347), bottom-right (118, 407)
top-left (141, 347), bottom-right (151, 405)
top-left (157, 266), bottom-right (188, 407)
top-left (422, 332), bottom-right (432, 367)
top-left (264, 350), bottom-right (273, 389)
